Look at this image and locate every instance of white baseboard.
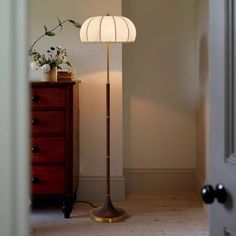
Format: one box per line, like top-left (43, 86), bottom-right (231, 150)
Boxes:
top-left (77, 169), bottom-right (198, 202)
top-left (77, 176), bottom-right (125, 202)
top-left (124, 168), bottom-right (197, 192)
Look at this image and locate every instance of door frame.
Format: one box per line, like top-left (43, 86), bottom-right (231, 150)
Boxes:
top-left (0, 0), bottom-right (29, 235)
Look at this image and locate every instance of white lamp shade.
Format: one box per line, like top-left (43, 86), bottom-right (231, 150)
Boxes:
top-left (80, 15), bottom-right (136, 43)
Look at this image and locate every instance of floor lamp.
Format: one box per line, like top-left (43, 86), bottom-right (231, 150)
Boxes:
top-left (80, 15), bottom-right (136, 223)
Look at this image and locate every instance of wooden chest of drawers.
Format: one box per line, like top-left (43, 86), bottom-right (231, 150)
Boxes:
top-left (30, 81), bottom-right (79, 218)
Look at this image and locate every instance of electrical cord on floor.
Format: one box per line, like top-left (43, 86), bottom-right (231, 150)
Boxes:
top-left (75, 200), bottom-right (97, 208)
top-left (73, 184), bottom-right (97, 208)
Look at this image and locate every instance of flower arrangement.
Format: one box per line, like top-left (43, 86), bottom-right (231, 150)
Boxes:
top-left (30, 46), bottom-right (71, 72)
top-left (29, 18), bottom-right (81, 73)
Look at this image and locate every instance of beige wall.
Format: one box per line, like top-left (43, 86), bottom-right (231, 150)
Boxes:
top-left (29, 0), bottom-right (206, 195)
top-left (29, 0), bottom-right (124, 200)
top-left (196, 0), bottom-right (209, 191)
top-left (123, 0), bottom-right (198, 191)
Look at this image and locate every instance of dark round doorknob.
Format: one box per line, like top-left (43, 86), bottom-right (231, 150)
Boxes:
top-left (31, 177), bottom-right (40, 184)
top-left (201, 183), bottom-right (227, 204)
top-left (215, 183), bottom-right (227, 203)
top-left (31, 146), bottom-right (39, 153)
top-left (32, 95), bottom-right (40, 102)
top-left (32, 119), bottom-right (39, 126)
top-left (201, 185), bottom-right (215, 204)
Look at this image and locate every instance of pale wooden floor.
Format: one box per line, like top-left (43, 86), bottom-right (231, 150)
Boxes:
top-left (31, 193), bottom-right (209, 236)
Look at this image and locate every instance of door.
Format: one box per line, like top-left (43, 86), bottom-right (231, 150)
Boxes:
top-left (201, 1), bottom-right (236, 235)
top-left (0, 0), bottom-right (29, 235)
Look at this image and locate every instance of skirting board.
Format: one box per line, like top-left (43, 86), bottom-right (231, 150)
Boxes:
top-left (77, 176), bottom-right (125, 202)
top-left (124, 168), bottom-right (197, 193)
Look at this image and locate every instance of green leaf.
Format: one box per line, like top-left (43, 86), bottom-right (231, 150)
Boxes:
top-left (46, 31), bottom-right (56, 36)
top-left (66, 61), bottom-right (71, 67)
top-left (44, 25), bottom-right (47, 33)
top-left (69, 20), bottom-right (81, 28)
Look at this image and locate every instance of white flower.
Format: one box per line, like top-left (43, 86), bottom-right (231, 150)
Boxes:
top-left (63, 57), bottom-right (68, 63)
top-left (30, 62), bottom-right (39, 70)
top-left (42, 64), bottom-right (50, 72)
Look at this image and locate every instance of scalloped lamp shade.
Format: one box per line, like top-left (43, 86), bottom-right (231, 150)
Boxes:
top-left (80, 15), bottom-right (136, 43)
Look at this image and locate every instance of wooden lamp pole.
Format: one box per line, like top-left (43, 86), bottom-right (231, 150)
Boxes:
top-left (90, 43), bottom-right (126, 222)
top-left (106, 43), bottom-right (111, 200)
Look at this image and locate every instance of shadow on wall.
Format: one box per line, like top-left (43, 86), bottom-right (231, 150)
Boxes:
top-left (122, 0), bottom-right (198, 170)
top-left (196, 34), bottom-right (209, 184)
top-left (199, 35), bottom-right (209, 100)
top-left (78, 70), bottom-right (123, 177)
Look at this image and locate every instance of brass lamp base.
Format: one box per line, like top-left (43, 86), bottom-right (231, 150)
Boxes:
top-left (90, 196), bottom-right (127, 223)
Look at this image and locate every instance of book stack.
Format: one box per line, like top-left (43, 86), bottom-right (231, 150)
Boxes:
top-left (57, 71), bottom-right (75, 81)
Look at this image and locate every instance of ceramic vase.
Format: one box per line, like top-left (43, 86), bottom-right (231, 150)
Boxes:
top-left (41, 67), bottom-right (57, 81)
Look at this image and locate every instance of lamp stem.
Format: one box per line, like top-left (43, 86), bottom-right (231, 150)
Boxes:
top-left (89, 42), bottom-right (126, 223)
top-left (107, 43), bottom-right (110, 84)
top-left (106, 43), bottom-right (110, 197)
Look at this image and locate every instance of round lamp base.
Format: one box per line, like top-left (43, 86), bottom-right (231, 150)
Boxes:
top-left (90, 196), bottom-right (127, 223)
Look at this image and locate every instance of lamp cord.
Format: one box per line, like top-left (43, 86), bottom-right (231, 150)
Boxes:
top-left (74, 200), bottom-right (97, 208)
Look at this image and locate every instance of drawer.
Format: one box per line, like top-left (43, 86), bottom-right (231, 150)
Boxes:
top-left (31, 137), bottom-right (65, 164)
top-left (31, 111), bottom-right (65, 135)
top-left (31, 87), bottom-right (66, 110)
top-left (31, 166), bottom-right (65, 195)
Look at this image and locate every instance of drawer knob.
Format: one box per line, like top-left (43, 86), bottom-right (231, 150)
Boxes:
top-left (32, 95), bottom-right (40, 102)
top-left (32, 119), bottom-right (39, 126)
top-left (32, 146), bottom-right (39, 153)
top-left (32, 177), bottom-right (40, 184)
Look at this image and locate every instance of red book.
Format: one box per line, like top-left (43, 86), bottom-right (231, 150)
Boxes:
top-left (57, 71), bottom-right (75, 81)
top-left (57, 71), bottom-right (72, 78)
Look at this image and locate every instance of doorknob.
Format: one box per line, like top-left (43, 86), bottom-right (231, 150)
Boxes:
top-left (201, 184), bottom-right (227, 204)
top-left (215, 184), bottom-right (227, 203)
